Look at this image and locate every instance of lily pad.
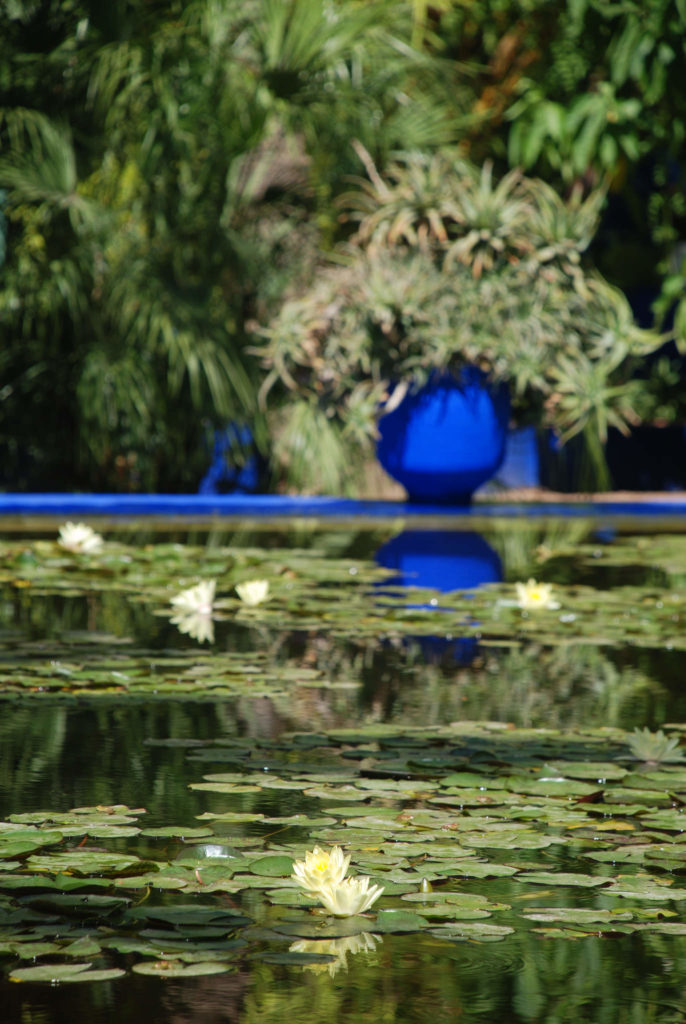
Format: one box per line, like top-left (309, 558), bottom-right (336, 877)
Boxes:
top-left (131, 960), bottom-right (229, 977)
top-left (9, 962), bottom-right (125, 983)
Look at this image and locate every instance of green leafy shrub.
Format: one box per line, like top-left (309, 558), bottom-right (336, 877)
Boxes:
top-left (258, 150), bottom-right (662, 493)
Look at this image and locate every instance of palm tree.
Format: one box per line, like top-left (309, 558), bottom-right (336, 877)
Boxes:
top-left (0, 0), bottom-right (469, 490)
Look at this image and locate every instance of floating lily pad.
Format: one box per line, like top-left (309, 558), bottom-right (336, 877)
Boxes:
top-left (131, 960), bottom-right (229, 977)
top-left (429, 922), bottom-right (514, 941)
top-left (247, 855), bottom-right (294, 877)
top-left (140, 827), bottom-right (214, 839)
top-left (518, 872), bottom-right (608, 888)
top-left (374, 910), bottom-right (430, 932)
top-left (9, 961), bottom-right (125, 983)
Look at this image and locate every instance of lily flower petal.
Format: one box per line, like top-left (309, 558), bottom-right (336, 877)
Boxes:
top-left (515, 578), bottom-right (560, 611)
top-left (316, 876), bottom-right (384, 917)
top-left (170, 580), bottom-right (216, 616)
top-left (57, 522), bottom-right (104, 554)
top-left (292, 845), bottom-right (351, 891)
top-left (235, 579), bottom-right (270, 606)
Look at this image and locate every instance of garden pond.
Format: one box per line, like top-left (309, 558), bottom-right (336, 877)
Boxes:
top-left (1, 509), bottom-right (686, 1023)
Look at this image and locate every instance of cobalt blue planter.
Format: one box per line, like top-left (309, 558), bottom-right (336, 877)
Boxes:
top-left (376, 369), bottom-right (510, 504)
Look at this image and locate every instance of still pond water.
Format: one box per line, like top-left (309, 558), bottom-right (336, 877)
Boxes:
top-left (1, 513), bottom-right (686, 1024)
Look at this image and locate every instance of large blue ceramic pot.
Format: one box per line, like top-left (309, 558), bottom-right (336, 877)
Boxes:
top-left (376, 368), bottom-right (510, 504)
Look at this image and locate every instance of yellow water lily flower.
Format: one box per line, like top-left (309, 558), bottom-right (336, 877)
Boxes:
top-left (170, 579), bottom-right (216, 616)
top-left (57, 522), bottom-right (104, 554)
top-left (316, 876), bottom-right (385, 917)
top-left (235, 579), bottom-right (270, 606)
top-left (515, 578), bottom-right (559, 611)
top-left (292, 845), bottom-right (350, 892)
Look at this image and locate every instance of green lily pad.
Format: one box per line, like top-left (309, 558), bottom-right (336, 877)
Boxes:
top-left (522, 908), bottom-right (634, 924)
top-left (9, 962), bottom-right (125, 983)
top-left (374, 909), bottom-right (430, 932)
top-left (518, 871), bottom-right (607, 887)
top-left (140, 827), bottom-right (214, 838)
top-left (429, 922), bottom-right (514, 941)
top-left (131, 961), bottom-right (229, 977)
top-left (247, 855), bottom-right (294, 877)
top-left (603, 877), bottom-right (686, 900)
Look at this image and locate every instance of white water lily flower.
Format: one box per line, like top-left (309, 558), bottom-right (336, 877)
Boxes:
top-left (170, 611), bottom-right (214, 644)
top-left (235, 579), bottom-right (269, 607)
top-left (316, 876), bottom-right (385, 917)
top-left (170, 580), bottom-right (216, 616)
top-left (57, 522), bottom-right (104, 554)
top-left (515, 578), bottom-right (560, 611)
top-left (292, 845), bottom-right (351, 892)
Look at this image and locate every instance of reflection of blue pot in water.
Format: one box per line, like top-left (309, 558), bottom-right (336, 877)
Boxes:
top-left (376, 369), bottom-right (510, 504)
top-left (375, 530), bottom-right (503, 666)
top-left (375, 530), bottom-right (503, 592)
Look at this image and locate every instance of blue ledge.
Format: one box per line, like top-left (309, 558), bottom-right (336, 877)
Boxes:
top-left (1, 493), bottom-right (686, 519)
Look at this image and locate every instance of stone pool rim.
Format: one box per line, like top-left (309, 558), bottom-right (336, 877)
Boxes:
top-left (0, 492), bottom-right (685, 521)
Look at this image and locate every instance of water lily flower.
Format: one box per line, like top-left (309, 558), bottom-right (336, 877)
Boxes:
top-left (235, 579), bottom-right (270, 606)
top-left (170, 580), bottom-right (216, 616)
top-left (316, 876), bottom-right (385, 917)
top-left (57, 522), bottom-right (104, 554)
top-left (289, 933), bottom-right (381, 976)
top-left (515, 578), bottom-right (560, 611)
top-left (171, 611), bottom-right (214, 644)
top-left (292, 845), bottom-right (351, 892)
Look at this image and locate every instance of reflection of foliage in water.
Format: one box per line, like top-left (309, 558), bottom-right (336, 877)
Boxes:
top-left (229, 930), bottom-right (686, 1024)
top-left (296, 636), bottom-right (667, 732)
top-left (0, 701), bottom-right (231, 822)
top-left (445, 644), bottom-right (666, 731)
top-left (484, 516), bottom-right (593, 582)
top-left (0, 583), bottom-right (676, 732)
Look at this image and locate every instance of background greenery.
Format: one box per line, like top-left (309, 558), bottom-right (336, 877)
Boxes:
top-left (1, 0), bottom-right (684, 492)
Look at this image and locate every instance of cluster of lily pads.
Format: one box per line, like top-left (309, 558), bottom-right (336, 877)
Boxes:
top-left (1, 518), bottom-right (686, 993)
top-left (2, 719), bottom-right (686, 985)
top-left (0, 523), bottom-right (683, 658)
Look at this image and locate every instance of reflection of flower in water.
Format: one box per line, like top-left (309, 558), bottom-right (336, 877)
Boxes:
top-left (515, 578), bottom-right (559, 611)
top-left (235, 579), bottom-right (269, 606)
top-left (292, 845), bottom-right (350, 891)
top-left (57, 522), bottom-right (104, 554)
top-left (171, 611), bottom-right (214, 644)
top-left (627, 727), bottom-right (683, 764)
top-left (170, 579), bottom-right (216, 615)
top-left (170, 580), bottom-right (216, 643)
top-left (289, 933), bottom-right (382, 976)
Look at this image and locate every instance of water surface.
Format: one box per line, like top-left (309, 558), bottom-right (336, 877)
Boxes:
top-left (1, 515), bottom-right (685, 1023)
